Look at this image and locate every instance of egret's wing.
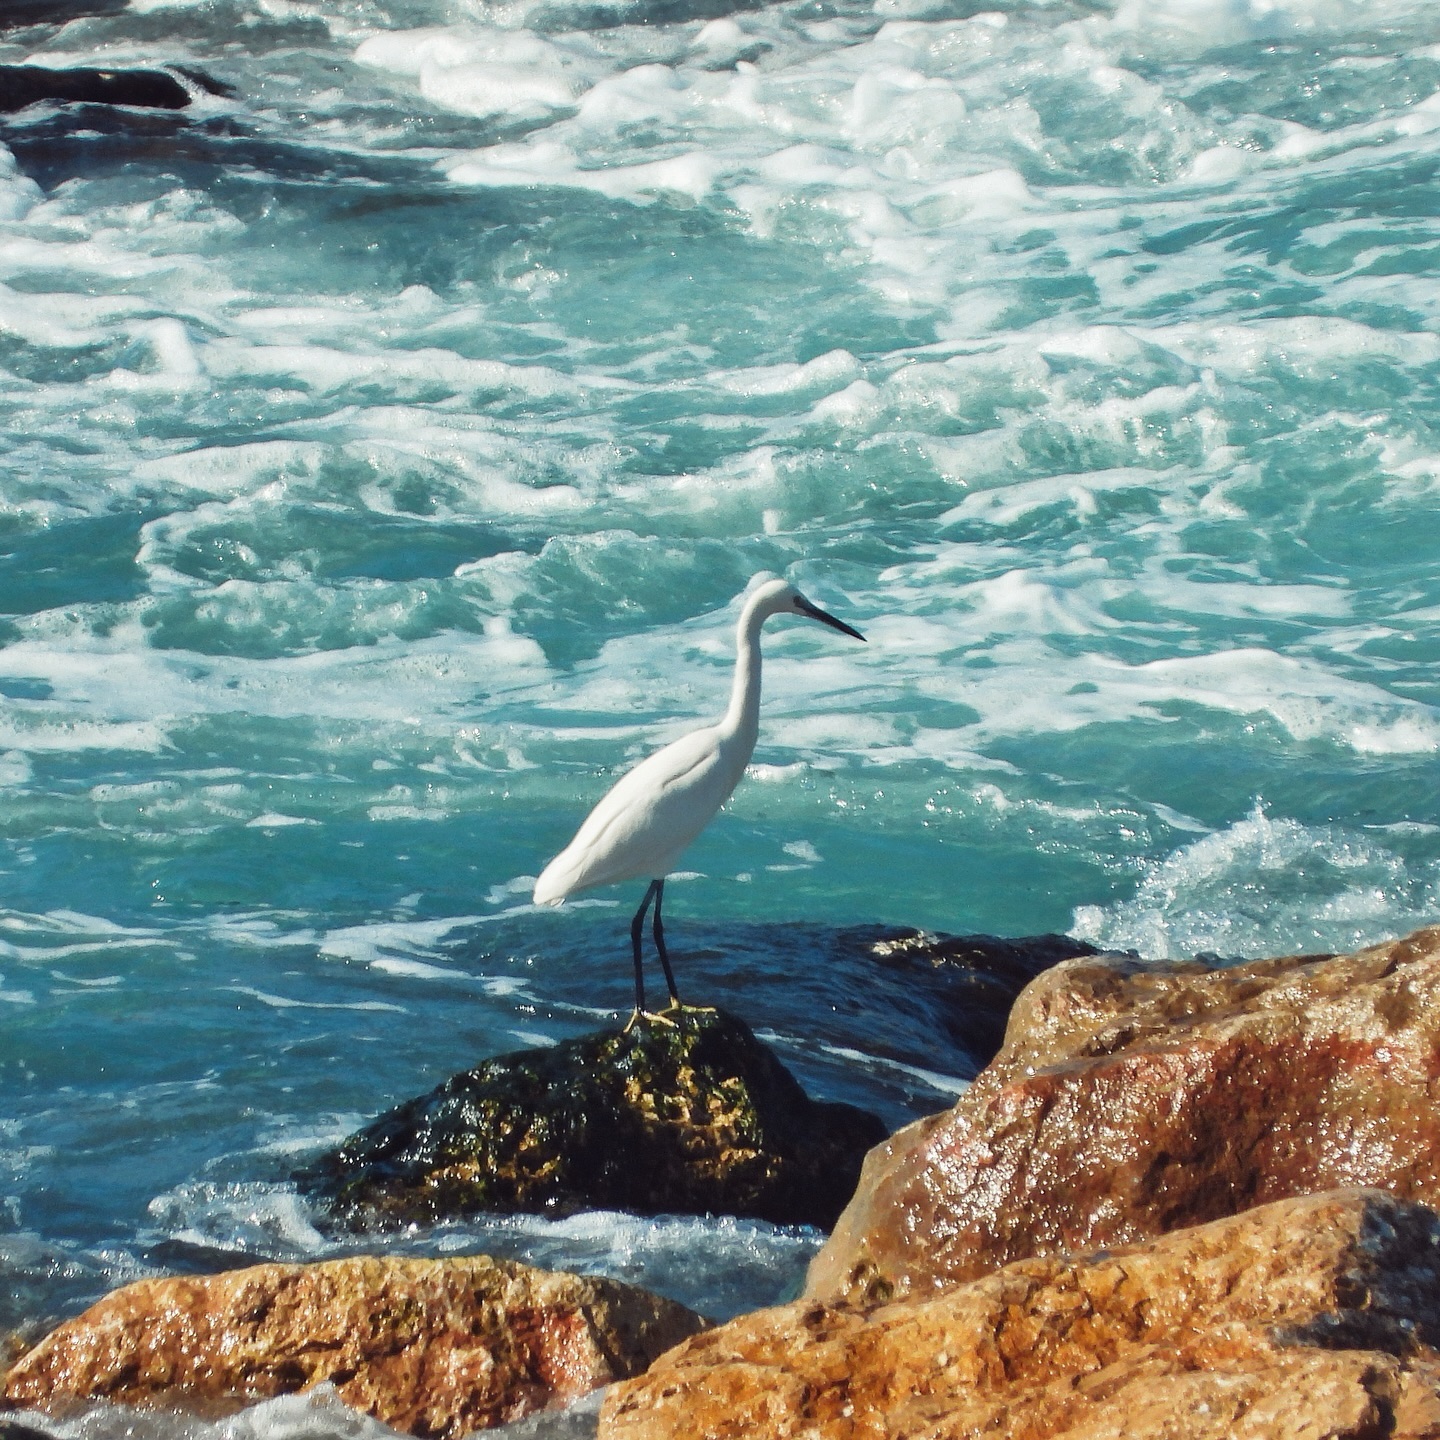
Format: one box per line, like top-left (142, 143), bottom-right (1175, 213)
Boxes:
top-left (533, 727), bottom-right (737, 902)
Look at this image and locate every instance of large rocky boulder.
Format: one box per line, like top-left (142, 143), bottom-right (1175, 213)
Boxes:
top-left (602, 1188), bottom-right (1440, 1440)
top-left (808, 926), bottom-right (1440, 1307)
top-left (302, 1007), bottom-right (886, 1231)
top-left (3, 1253), bottom-right (704, 1437)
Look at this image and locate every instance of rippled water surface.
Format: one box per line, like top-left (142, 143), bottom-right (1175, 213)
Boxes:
top-left (2, 0), bottom-right (1440, 1414)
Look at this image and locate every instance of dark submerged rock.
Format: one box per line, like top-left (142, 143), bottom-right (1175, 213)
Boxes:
top-left (583, 924), bottom-right (1100, 1120)
top-left (1, 0), bottom-right (128, 28)
top-left (0, 1423), bottom-right (53, 1440)
top-left (0, 66), bottom-right (193, 113)
top-left (301, 1007), bottom-right (888, 1231)
top-left (862, 928), bottom-right (1100, 1069)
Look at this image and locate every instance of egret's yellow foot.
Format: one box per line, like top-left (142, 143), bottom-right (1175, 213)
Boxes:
top-left (623, 1008), bottom-right (680, 1033)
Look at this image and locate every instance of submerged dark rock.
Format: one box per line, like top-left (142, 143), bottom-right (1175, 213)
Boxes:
top-left (1, 1), bottom-right (128, 28)
top-left (0, 66), bottom-right (193, 113)
top-left (301, 1007), bottom-right (888, 1231)
top-left (0, 1423), bottom-right (53, 1440)
top-left (862, 928), bottom-right (1101, 1068)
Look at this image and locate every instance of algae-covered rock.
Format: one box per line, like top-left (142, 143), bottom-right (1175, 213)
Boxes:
top-left (302, 1007), bottom-right (887, 1230)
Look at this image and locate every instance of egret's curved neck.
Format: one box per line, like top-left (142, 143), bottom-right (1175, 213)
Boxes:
top-left (720, 591), bottom-right (769, 745)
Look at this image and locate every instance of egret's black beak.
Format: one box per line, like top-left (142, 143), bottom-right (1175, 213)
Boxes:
top-left (796, 594), bottom-right (866, 642)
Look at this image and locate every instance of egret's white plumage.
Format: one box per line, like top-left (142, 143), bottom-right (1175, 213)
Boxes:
top-left (533, 575), bottom-right (865, 1017)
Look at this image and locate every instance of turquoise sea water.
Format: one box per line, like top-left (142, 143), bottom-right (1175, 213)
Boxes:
top-left (3, 0), bottom-right (1440, 1422)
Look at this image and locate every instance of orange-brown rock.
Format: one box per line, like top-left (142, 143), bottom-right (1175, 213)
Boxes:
top-left (808, 926), bottom-right (1440, 1307)
top-left (601, 1188), bottom-right (1440, 1440)
top-left (3, 1253), bottom-right (705, 1437)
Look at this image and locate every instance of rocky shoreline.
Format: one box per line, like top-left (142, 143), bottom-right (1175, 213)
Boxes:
top-left (5, 926), bottom-right (1440, 1438)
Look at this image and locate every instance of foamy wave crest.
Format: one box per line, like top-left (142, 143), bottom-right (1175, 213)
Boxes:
top-left (1072, 802), bottom-right (1440, 960)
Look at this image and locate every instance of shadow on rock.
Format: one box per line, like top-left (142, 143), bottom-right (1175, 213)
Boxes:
top-left (299, 1007), bottom-right (887, 1232)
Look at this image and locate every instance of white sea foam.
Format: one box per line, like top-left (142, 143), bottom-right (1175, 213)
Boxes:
top-left (141, 1178), bottom-right (817, 1322)
top-left (316, 916), bottom-right (487, 967)
top-left (227, 986), bottom-right (408, 1014)
top-left (147, 1181), bottom-right (331, 1261)
top-left (814, 1042), bottom-right (968, 1098)
top-left (7, 1389), bottom-right (401, 1440)
top-left (1072, 803), bottom-right (1440, 960)
top-left (0, 976), bottom-right (36, 1005)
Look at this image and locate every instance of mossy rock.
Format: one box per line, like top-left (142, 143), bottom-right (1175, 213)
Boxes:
top-left (300, 1008), bottom-right (888, 1230)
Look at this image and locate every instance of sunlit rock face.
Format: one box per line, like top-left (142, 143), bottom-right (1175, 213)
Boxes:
top-left (3, 1253), bottom-right (705, 1437)
top-left (808, 926), bottom-right (1440, 1307)
top-left (602, 1189), bottom-right (1440, 1440)
top-left (302, 1007), bottom-right (887, 1230)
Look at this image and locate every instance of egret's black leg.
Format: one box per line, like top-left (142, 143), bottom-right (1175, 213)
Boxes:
top-left (653, 879), bottom-right (681, 1007)
top-left (629, 880), bottom-right (660, 1017)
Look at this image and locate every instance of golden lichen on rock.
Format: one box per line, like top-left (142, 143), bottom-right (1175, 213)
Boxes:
top-left (301, 1006), bottom-right (886, 1228)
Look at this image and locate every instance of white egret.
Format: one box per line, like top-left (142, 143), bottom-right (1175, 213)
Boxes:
top-left (533, 576), bottom-right (866, 1022)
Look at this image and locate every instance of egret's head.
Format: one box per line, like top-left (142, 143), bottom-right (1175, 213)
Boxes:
top-left (746, 575), bottom-right (866, 641)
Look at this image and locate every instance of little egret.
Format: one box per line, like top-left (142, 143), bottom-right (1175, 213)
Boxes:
top-left (533, 576), bottom-right (865, 1022)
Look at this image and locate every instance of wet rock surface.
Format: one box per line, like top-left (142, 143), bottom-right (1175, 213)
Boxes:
top-left (602, 1188), bottom-right (1440, 1440)
top-left (2, 1254), bottom-right (705, 1438)
top-left (808, 926), bottom-right (1440, 1307)
top-left (302, 1007), bottom-right (887, 1230)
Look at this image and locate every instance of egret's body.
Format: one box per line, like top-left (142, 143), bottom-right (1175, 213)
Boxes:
top-left (534, 576), bottom-right (865, 1019)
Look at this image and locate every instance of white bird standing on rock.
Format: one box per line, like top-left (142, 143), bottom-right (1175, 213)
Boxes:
top-left (533, 576), bottom-right (866, 1024)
